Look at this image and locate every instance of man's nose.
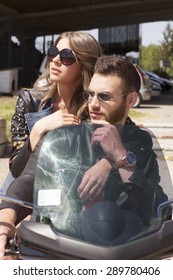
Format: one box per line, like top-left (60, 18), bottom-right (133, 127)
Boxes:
top-left (90, 95), bottom-right (100, 106)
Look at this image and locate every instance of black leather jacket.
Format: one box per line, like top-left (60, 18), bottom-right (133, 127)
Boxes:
top-left (10, 89), bottom-right (38, 177)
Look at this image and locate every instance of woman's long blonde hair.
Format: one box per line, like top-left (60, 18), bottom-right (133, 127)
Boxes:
top-left (33, 31), bottom-right (103, 118)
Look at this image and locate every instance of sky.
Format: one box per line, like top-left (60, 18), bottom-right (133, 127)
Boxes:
top-left (141, 21), bottom-right (172, 46)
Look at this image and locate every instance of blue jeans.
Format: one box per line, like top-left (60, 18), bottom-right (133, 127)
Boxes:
top-left (1, 105), bottom-right (52, 194)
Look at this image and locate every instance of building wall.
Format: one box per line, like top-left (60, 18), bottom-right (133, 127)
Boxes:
top-left (99, 24), bottom-right (140, 55)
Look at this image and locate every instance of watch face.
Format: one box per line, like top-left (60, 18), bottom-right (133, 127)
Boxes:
top-left (126, 152), bottom-right (136, 166)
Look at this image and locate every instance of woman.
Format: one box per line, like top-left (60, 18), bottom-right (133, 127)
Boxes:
top-left (8, 31), bottom-right (102, 178)
top-left (0, 31), bottom-right (110, 258)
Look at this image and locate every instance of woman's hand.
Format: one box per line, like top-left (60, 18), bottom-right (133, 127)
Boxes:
top-left (0, 209), bottom-right (16, 259)
top-left (30, 110), bottom-right (81, 151)
top-left (35, 110), bottom-right (80, 134)
top-left (77, 158), bottom-right (112, 201)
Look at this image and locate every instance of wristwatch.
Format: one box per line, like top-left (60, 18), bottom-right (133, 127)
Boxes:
top-left (115, 151), bottom-right (136, 169)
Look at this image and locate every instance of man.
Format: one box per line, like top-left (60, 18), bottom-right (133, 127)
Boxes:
top-left (78, 55), bottom-right (142, 201)
top-left (0, 55), bottom-right (170, 256)
top-left (74, 55), bottom-right (170, 245)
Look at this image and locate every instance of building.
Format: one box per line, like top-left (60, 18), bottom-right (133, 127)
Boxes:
top-left (99, 24), bottom-right (140, 55)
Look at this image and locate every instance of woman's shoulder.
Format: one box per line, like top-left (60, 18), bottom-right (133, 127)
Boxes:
top-left (18, 88), bottom-right (33, 100)
top-left (17, 88), bottom-right (39, 113)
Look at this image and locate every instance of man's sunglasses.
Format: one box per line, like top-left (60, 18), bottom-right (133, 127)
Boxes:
top-left (83, 90), bottom-right (130, 103)
top-left (47, 46), bottom-right (77, 65)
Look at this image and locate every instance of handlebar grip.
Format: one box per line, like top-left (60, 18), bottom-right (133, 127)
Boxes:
top-left (5, 238), bottom-right (19, 257)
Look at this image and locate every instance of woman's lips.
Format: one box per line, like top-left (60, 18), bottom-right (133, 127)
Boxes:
top-left (51, 67), bottom-right (61, 75)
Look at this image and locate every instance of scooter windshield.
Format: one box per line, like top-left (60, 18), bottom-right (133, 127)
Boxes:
top-left (33, 123), bottom-right (173, 247)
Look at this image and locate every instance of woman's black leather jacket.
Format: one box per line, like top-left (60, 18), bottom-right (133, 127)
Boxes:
top-left (10, 90), bottom-right (41, 177)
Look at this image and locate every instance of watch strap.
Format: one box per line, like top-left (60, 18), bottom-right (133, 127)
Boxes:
top-left (115, 151), bottom-right (136, 169)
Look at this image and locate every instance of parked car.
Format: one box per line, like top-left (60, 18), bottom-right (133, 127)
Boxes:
top-left (133, 64), bottom-right (152, 108)
top-left (150, 79), bottom-right (162, 96)
top-left (145, 71), bottom-right (173, 91)
top-left (160, 77), bottom-right (173, 90)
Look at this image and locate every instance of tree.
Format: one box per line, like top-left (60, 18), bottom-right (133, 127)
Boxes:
top-left (160, 22), bottom-right (173, 77)
top-left (139, 44), bottom-right (162, 71)
top-left (139, 22), bottom-right (173, 78)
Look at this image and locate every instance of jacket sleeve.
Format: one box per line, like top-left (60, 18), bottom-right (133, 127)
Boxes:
top-left (122, 150), bottom-right (170, 226)
top-left (0, 138), bottom-right (44, 225)
top-left (9, 90), bottom-right (36, 178)
top-left (117, 127), bottom-right (170, 225)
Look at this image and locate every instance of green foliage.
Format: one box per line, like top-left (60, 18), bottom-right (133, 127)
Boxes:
top-left (139, 44), bottom-right (162, 71)
top-left (140, 21), bottom-right (173, 78)
top-left (160, 22), bottom-right (173, 77)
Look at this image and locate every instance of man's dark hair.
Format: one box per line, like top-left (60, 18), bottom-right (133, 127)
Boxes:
top-left (94, 55), bottom-right (141, 93)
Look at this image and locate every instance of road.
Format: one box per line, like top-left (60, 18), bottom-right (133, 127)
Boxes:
top-left (132, 89), bottom-right (173, 123)
top-left (132, 90), bottom-right (173, 198)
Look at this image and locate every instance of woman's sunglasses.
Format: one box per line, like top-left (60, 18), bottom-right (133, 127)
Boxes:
top-left (47, 46), bottom-right (77, 65)
top-left (83, 90), bottom-right (130, 103)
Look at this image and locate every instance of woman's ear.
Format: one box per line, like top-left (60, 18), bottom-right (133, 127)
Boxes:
top-left (127, 91), bottom-right (138, 108)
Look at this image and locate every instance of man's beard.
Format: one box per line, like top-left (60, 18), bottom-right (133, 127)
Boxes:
top-left (106, 99), bottom-right (127, 124)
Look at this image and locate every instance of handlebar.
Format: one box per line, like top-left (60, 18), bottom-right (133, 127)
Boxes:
top-left (0, 192), bottom-right (33, 209)
top-left (5, 237), bottom-right (20, 258)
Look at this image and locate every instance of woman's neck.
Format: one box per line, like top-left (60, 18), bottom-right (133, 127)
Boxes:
top-left (52, 83), bottom-right (81, 114)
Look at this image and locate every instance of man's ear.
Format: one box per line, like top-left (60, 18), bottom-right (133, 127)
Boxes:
top-left (127, 91), bottom-right (138, 108)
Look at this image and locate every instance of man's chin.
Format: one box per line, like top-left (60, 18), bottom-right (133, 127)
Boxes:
top-left (90, 119), bottom-right (109, 124)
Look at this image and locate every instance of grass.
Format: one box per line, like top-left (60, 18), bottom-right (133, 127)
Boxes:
top-left (0, 95), bottom-right (17, 142)
top-left (129, 109), bottom-right (148, 119)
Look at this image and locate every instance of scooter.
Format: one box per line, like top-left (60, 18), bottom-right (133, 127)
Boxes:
top-left (1, 124), bottom-right (173, 259)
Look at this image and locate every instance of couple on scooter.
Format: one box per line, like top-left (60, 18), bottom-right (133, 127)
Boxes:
top-left (0, 52), bottom-right (170, 258)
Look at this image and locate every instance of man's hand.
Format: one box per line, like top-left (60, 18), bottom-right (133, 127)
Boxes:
top-left (91, 124), bottom-right (127, 163)
top-left (77, 158), bottom-right (112, 201)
